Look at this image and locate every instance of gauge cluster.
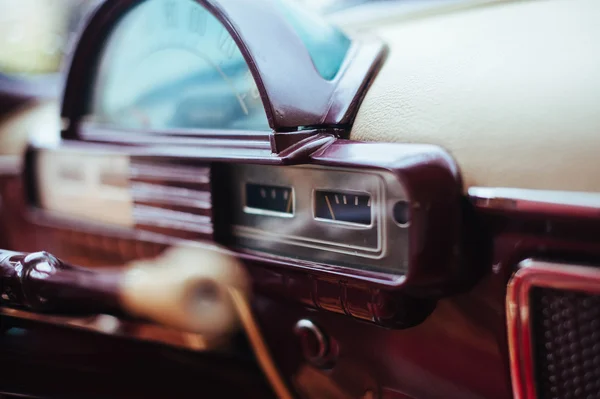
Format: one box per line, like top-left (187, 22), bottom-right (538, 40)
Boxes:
top-left (29, 139), bottom-right (463, 294)
top-left (226, 164), bottom-right (409, 274)
top-left (245, 183), bottom-right (294, 217)
top-left (31, 148), bottom-right (411, 275)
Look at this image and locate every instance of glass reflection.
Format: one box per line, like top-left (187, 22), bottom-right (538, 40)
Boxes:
top-left (275, 0), bottom-right (351, 80)
top-left (88, 0), bottom-right (269, 131)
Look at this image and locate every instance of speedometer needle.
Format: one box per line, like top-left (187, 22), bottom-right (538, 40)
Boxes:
top-left (285, 191), bottom-right (293, 213)
top-left (325, 195), bottom-right (336, 220)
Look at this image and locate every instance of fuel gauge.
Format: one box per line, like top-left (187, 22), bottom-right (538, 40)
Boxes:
top-left (245, 183), bottom-right (294, 217)
top-left (314, 190), bottom-right (372, 226)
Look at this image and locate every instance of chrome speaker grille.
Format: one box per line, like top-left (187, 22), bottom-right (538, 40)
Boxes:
top-left (507, 260), bottom-right (600, 399)
top-left (530, 287), bottom-right (600, 399)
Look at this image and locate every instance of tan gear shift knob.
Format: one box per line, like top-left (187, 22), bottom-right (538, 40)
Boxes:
top-left (121, 245), bottom-right (250, 336)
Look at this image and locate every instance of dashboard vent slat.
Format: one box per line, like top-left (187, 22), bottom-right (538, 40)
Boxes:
top-left (130, 163), bottom-right (210, 184)
top-left (131, 182), bottom-right (211, 211)
top-left (129, 160), bottom-right (213, 240)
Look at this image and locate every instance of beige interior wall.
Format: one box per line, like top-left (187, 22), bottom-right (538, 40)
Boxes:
top-left (349, 0), bottom-right (600, 192)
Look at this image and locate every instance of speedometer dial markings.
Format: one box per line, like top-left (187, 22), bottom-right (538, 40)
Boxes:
top-left (88, 0), bottom-right (269, 130)
top-left (218, 29), bottom-right (237, 60)
top-left (189, 6), bottom-right (207, 35)
top-left (315, 190), bottom-right (372, 225)
top-left (164, 1), bottom-right (177, 28)
top-left (245, 183), bottom-right (294, 216)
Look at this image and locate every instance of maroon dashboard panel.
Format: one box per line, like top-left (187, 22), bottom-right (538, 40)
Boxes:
top-left (24, 137), bottom-right (465, 329)
top-left (3, 146), bottom-right (597, 399)
top-left (3, 0), bottom-right (599, 397)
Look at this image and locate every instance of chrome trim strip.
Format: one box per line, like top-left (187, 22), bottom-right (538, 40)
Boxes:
top-left (233, 225), bottom-right (384, 258)
top-left (244, 206), bottom-right (295, 218)
top-left (506, 259), bottom-right (600, 399)
top-left (469, 187), bottom-right (600, 210)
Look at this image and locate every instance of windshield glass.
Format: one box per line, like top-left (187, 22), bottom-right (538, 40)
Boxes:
top-left (0, 0), bottom-right (401, 78)
top-left (275, 0), bottom-right (351, 80)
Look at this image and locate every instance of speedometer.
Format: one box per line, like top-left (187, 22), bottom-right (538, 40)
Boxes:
top-left (87, 0), bottom-right (269, 131)
top-left (64, 0), bottom-right (384, 135)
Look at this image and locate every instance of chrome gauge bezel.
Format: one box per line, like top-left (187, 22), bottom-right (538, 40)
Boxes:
top-left (228, 164), bottom-right (410, 274)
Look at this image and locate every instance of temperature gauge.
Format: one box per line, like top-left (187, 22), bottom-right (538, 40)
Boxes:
top-left (245, 183), bottom-right (294, 216)
top-left (314, 190), bottom-right (372, 226)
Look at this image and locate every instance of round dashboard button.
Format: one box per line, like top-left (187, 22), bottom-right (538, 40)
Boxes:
top-left (293, 319), bottom-right (329, 365)
top-left (393, 200), bottom-right (411, 226)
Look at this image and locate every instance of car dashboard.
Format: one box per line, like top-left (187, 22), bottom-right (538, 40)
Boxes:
top-left (0, 1), bottom-right (599, 399)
